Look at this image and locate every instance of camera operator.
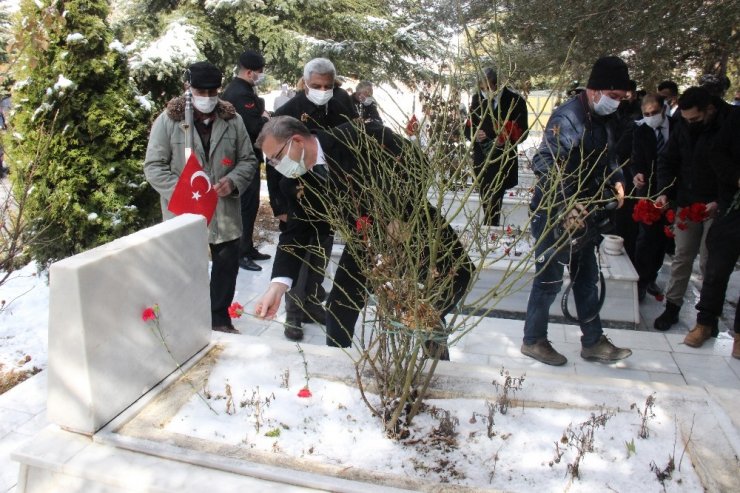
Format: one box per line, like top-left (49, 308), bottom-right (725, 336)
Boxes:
top-left (521, 56), bottom-right (633, 366)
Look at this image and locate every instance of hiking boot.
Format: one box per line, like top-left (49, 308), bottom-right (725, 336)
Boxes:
top-left (521, 339), bottom-right (567, 366)
top-left (284, 319), bottom-right (304, 341)
top-left (733, 333), bottom-right (740, 359)
top-left (654, 301), bottom-right (680, 331)
top-left (683, 323), bottom-right (712, 348)
top-left (213, 324), bottom-right (240, 334)
top-left (581, 335), bottom-right (632, 362)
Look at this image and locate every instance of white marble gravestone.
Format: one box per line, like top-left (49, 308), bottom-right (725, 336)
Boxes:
top-left (47, 214), bottom-right (212, 434)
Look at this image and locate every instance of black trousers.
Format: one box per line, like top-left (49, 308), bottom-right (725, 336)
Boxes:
top-left (285, 233), bottom-right (332, 322)
top-left (209, 239), bottom-right (240, 326)
top-left (634, 218), bottom-right (668, 287)
top-left (239, 165), bottom-right (261, 256)
top-left (325, 225), bottom-right (474, 348)
top-left (696, 209), bottom-right (740, 332)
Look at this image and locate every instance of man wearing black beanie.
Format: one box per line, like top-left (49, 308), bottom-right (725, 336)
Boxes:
top-left (521, 56), bottom-right (633, 366)
top-left (223, 49), bottom-right (273, 271)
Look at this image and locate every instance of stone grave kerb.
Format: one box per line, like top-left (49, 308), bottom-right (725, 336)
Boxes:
top-left (47, 214), bottom-right (212, 435)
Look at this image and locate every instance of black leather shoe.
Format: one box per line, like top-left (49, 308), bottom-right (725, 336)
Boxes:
top-left (302, 302), bottom-right (326, 325)
top-left (247, 249), bottom-right (272, 261)
top-left (213, 324), bottom-right (240, 334)
top-left (284, 321), bottom-right (304, 341)
top-left (646, 282), bottom-right (662, 296)
top-left (239, 257), bottom-right (262, 271)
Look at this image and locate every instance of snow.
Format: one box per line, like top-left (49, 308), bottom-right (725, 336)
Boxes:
top-left (87, 212), bottom-right (98, 221)
top-left (53, 75), bottom-right (75, 91)
top-left (108, 40), bottom-right (126, 54)
top-left (164, 341), bottom-right (703, 491)
top-left (0, 226), bottom-right (714, 491)
top-left (65, 32), bottom-right (86, 44)
top-left (134, 94), bottom-right (153, 111)
top-left (128, 19), bottom-right (201, 78)
top-left (0, 262), bottom-right (49, 372)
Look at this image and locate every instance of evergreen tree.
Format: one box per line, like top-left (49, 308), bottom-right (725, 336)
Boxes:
top-left (112, 0), bottom-right (451, 108)
top-left (8, 0), bottom-right (159, 267)
top-left (462, 0), bottom-right (739, 89)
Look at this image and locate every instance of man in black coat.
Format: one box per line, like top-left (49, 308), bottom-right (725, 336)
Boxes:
top-left (683, 99), bottom-right (739, 351)
top-left (466, 67), bottom-right (528, 226)
top-left (268, 58), bottom-right (358, 341)
top-left (222, 49), bottom-right (272, 271)
top-left (630, 93), bottom-right (674, 301)
top-left (254, 116), bottom-right (473, 354)
top-left (654, 87), bottom-right (729, 332)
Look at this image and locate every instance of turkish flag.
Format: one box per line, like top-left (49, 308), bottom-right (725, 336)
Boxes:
top-left (167, 153), bottom-right (218, 224)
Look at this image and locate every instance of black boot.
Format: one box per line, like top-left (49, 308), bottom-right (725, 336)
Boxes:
top-left (654, 301), bottom-right (680, 331)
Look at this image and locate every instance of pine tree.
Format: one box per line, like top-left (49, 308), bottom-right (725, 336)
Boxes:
top-left (8, 0), bottom-right (159, 267)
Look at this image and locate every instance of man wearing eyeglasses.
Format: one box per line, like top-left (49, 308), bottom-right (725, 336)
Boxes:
top-left (253, 116), bottom-right (472, 355)
top-left (268, 58), bottom-right (358, 341)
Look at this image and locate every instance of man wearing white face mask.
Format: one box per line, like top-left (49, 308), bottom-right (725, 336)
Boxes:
top-left (521, 56), bottom-right (632, 366)
top-left (269, 57), bottom-right (358, 341)
top-left (631, 93), bottom-right (674, 301)
top-left (144, 61), bottom-right (258, 334)
top-left (223, 49), bottom-right (273, 272)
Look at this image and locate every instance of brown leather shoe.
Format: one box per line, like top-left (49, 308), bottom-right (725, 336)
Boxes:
top-left (581, 335), bottom-right (632, 362)
top-left (684, 324), bottom-right (712, 348)
top-left (732, 333), bottom-right (740, 359)
top-left (213, 324), bottom-right (240, 334)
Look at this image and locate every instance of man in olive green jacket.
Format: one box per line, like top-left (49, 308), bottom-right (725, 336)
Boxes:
top-left (144, 61), bottom-right (257, 333)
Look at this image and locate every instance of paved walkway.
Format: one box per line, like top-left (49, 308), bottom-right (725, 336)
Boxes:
top-left (2, 238), bottom-right (738, 492)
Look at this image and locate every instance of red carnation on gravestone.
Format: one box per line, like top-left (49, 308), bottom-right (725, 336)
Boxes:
top-left (297, 387), bottom-right (312, 398)
top-left (228, 302), bottom-right (244, 319)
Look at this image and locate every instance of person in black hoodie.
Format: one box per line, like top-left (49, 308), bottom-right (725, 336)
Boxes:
top-left (654, 87), bottom-right (732, 332)
top-left (684, 100), bottom-right (739, 352)
top-left (222, 49), bottom-right (273, 271)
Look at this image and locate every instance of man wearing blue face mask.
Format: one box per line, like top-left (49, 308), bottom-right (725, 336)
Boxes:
top-left (269, 58), bottom-right (359, 341)
top-left (521, 56), bottom-right (632, 366)
top-left (223, 49), bottom-right (273, 272)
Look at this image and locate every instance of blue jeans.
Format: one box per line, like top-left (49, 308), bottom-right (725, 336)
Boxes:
top-left (523, 212), bottom-right (603, 347)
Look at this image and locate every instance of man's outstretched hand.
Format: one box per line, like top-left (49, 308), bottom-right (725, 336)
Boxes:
top-left (255, 282), bottom-right (289, 319)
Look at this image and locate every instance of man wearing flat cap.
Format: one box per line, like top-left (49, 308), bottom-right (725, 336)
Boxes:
top-left (521, 56), bottom-right (633, 366)
top-left (222, 49), bottom-right (273, 272)
top-left (144, 61), bottom-right (258, 333)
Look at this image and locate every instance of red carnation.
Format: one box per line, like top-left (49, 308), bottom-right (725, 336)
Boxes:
top-left (677, 222), bottom-right (688, 231)
top-left (665, 209), bottom-right (675, 224)
top-left (355, 215), bottom-right (372, 232)
top-left (632, 199), bottom-right (662, 225)
top-left (297, 387), bottom-right (312, 398)
top-left (678, 207), bottom-right (690, 221)
top-left (688, 202), bottom-right (708, 222)
top-left (228, 302), bottom-right (244, 319)
top-left (663, 226), bottom-right (675, 239)
top-left (142, 306), bottom-right (157, 322)
top-left (221, 157), bottom-right (233, 166)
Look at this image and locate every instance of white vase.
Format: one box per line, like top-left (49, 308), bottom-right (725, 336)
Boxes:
top-left (602, 234), bottom-right (624, 255)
